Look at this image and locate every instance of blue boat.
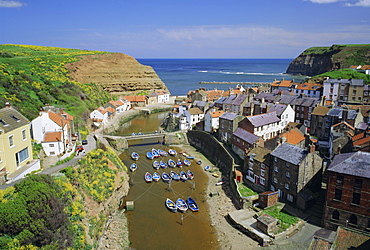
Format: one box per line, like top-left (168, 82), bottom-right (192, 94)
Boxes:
top-left (180, 171), bottom-right (188, 181)
top-left (168, 149), bottom-right (177, 156)
top-left (160, 161), bottom-right (167, 168)
top-left (145, 172), bottom-right (152, 183)
top-left (131, 152), bottom-right (139, 161)
top-left (168, 159), bottom-right (176, 168)
top-left (204, 165), bottom-right (211, 171)
top-left (170, 171), bottom-right (180, 181)
top-left (187, 155), bottom-right (195, 159)
top-left (130, 163), bottom-right (137, 172)
top-left (176, 198), bottom-right (188, 213)
top-left (153, 161), bottom-right (160, 170)
top-left (187, 170), bottom-right (194, 180)
top-left (152, 148), bottom-right (160, 158)
top-left (158, 149), bottom-right (168, 157)
top-left (186, 197), bottom-right (199, 212)
top-left (152, 172), bottom-right (161, 182)
top-left (162, 172), bottom-right (171, 183)
top-left (165, 198), bottom-right (177, 212)
top-left (183, 159), bottom-right (191, 166)
top-left (176, 159), bottom-right (184, 167)
top-left (146, 151), bottom-right (154, 160)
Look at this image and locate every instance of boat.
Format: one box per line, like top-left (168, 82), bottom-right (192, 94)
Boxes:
top-left (152, 172), bottom-right (161, 182)
top-left (131, 152), bottom-right (139, 161)
top-left (168, 149), bottom-right (177, 156)
top-left (204, 165), bottom-right (211, 171)
top-left (186, 155), bottom-right (195, 159)
top-left (165, 198), bottom-right (177, 212)
top-left (162, 172), bottom-right (172, 183)
top-left (130, 163), bottom-right (137, 172)
top-left (152, 148), bottom-right (160, 158)
top-left (176, 198), bottom-right (188, 213)
top-left (158, 149), bottom-right (167, 157)
top-left (170, 171), bottom-right (180, 181)
top-left (183, 159), bottom-right (191, 166)
top-left (180, 171), bottom-right (188, 181)
top-left (160, 161), bottom-right (167, 168)
top-left (216, 180), bottom-right (225, 186)
top-left (146, 151), bottom-right (154, 160)
top-left (196, 160), bottom-right (202, 165)
top-left (176, 159), bottom-right (184, 167)
top-left (145, 172), bottom-right (152, 183)
top-left (186, 197), bottom-right (199, 212)
top-left (152, 160), bottom-right (160, 170)
top-left (168, 159), bottom-right (176, 168)
top-left (187, 170), bottom-right (194, 180)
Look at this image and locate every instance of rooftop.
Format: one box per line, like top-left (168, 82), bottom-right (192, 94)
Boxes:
top-left (271, 143), bottom-right (309, 165)
top-left (328, 151), bottom-right (370, 178)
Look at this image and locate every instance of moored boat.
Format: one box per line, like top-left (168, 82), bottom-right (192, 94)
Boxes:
top-left (183, 159), bottom-right (191, 166)
top-left (146, 151), bottom-right (154, 160)
top-left (187, 170), bottom-right (194, 180)
top-left (170, 170), bottom-right (180, 181)
top-left (168, 149), bottom-right (177, 156)
top-left (176, 198), bottom-right (188, 213)
top-left (204, 165), bottom-right (211, 171)
top-left (152, 172), bottom-right (161, 182)
top-left (186, 197), bottom-right (199, 212)
top-left (145, 172), bottom-right (152, 183)
top-left (153, 160), bottom-right (160, 170)
top-left (130, 163), bottom-right (137, 172)
top-left (131, 152), bottom-right (139, 161)
top-left (160, 160), bottom-right (167, 168)
top-left (152, 148), bottom-right (160, 158)
top-left (168, 159), bottom-right (176, 168)
top-left (158, 149), bottom-right (167, 157)
top-left (176, 159), bottom-right (183, 167)
top-left (162, 172), bottom-right (171, 183)
top-left (165, 198), bottom-right (177, 212)
top-left (180, 171), bottom-right (188, 181)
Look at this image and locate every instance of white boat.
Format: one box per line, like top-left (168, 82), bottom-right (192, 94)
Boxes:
top-left (130, 163), bottom-right (137, 172)
top-left (153, 172), bottom-right (161, 182)
top-left (176, 198), bottom-right (188, 213)
top-left (131, 152), bottom-right (139, 161)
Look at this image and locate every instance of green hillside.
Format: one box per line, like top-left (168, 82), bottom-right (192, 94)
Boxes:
top-left (0, 44), bottom-right (112, 122)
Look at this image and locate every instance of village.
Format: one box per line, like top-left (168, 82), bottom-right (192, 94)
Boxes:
top-left (1, 65), bottom-right (370, 248)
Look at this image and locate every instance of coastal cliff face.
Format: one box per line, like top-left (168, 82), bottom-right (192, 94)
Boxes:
top-left (66, 53), bottom-right (169, 95)
top-left (286, 45), bottom-right (370, 76)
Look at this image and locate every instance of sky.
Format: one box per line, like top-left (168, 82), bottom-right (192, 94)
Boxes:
top-left (0, 0), bottom-right (370, 58)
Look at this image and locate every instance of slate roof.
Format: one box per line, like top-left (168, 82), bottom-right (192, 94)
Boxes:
top-left (333, 227), bottom-right (370, 249)
top-left (294, 97), bottom-right (320, 107)
top-left (328, 151), bottom-right (370, 178)
top-left (232, 95), bottom-right (248, 106)
top-left (268, 104), bottom-right (287, 117)
top-left (193, 100), bottom-right (207, 107)
top-left (274, 95), bottom-right (298, 105)
top-left (247, 112), bottom-right (280, 127)
top-left (224, 95), bottom-right (237, 104)
top-left (0, 106), bottom-right (29, 133)
top-left (254, 93), bottom-right (277, 102)
top-left (220, 112), bottom-right (239, 121)
top-left (271, 143), bottom-right (308, 165)
top-left (215, 96), bottom-right (227, 105)
top-left (327, 108), bottom-right (357, 120)
top-left (356, 122), bottom-right (369, 131)
top-left (233, 128), bottom-right (259, 144)
top-left (247, 146), bottom-right (271, 163)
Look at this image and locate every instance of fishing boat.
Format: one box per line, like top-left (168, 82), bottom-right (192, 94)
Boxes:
top-left (183, 159), bottom-right (191, 166)
top-left (168, 159), bottom-right (176, 168)
top-left (152, 148), bottom-right (160, 158)
top-left (170, 170), bottom-right (180, 181)
top-left (162, 172), bottom-right (171, 183)
top-left (130, 163), bottom-right (137, 172)
top-left (168, 149), bottom-right (177, 156)
top-left (152, 172), bottom-right (161, 182)
top-left (180, 171), bottom-right (188, 181)
top-left (196, 160), bottom-right (202, 165)
top-left (152, 160), bottom-right (160, 170)
top-left (145, 172), bottom-right (152, 183)
top-left (204, 165), bottom-right (211, 171)
top-left (158, 149), bottom-right (167, 157)
top-left (146, 151), bottom-right (154, 160)
top-left (187, 170), bottom-right (194, 180)
top-left (186, 197), bottom-right (199, 212)
top-left (176, 198), bottom-right (188, 213)
top-left (131, 152), bottom-right (139, 161)
top-left (165, 198), bottom-right (177, 212)
top-left (160, 161), bottom-right (167, 168)
top-left (186, 155), bottom-right (195, 159)
top-left (176, 159), bottom-right (184, 167)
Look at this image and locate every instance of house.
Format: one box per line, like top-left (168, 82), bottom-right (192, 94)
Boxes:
top-left (185, 107), bottom-right (204, 130)
top-left (292, 97), bottom-right (320, 127)
top-left (188, 88), bottom-right (208, 102)
top-left (222, 95), bottom-right (237, 112)
top-left (148, 91), bottom-right (170, 104)
top-left (329, 121), bottom-right (355, 158)
top-left (310, 106), bottom-right (331, 140)
top-left (270, 143), bottom-right (323, 210)
top-left (293, 82), bottom-right (322, 98)
top-left (231, 128), bottom-right (261, 159)
top-left (323, 78), bottom-right (365, 105)
top-left (229, 94), bottom-right (249, 114)
top-left (193, 100), bottom-right (209, 112)
top-left (32, 107), bottom-right (73, 156)
top-left (105, 99), bottom-right (131, 114)
top-left (270, 79), bottom-right (296, 91)
top-left (213, 96), bottom-right (227, 109)
top-left (123, 95), bottom-right (147, 107)
top-left (245, 146), bottom-right (271, 192)
top-left (267, 103), bottom-right (295, 131)
top-left (323, 151), bottom-right (370, 232)
top-left (239, 112), bottom-right (281, 140)
top-left (204, 109), bottom-right (224, 132)
top-left (0, 103), bottom-right (36, 183)
top-left (90, 107), bottom-right (109, 125)
top-left (218, 112), bottom-right (244, 143)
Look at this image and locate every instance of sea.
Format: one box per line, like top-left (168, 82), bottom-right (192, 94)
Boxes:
top-left (137, 58), bottom-right (306, 96)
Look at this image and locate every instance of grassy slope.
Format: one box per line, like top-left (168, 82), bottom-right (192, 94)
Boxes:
top-left (0, 44), bottom-right (112, 122)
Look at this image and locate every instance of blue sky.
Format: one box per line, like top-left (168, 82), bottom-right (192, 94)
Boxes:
top-left (0, 0), bottom-right (369, 58)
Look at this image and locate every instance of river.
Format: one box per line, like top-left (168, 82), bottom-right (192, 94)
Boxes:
top-left (118, 112), bottom-right (218, 250)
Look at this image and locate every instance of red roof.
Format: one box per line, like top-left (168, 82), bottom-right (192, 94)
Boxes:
top-left (124, 96), bottom-right (146, 102)
top-left (43, 131), bottom-right (62, 142)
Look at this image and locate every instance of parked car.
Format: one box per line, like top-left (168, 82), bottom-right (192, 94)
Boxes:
top-left (82, 140), bottom-right (88, 145)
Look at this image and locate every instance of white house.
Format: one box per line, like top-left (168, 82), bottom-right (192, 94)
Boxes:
top-left (90, 107), bottom-right (109, 125)
top-left (154, 91), bottom-right (170, 103)
top-left (185, 107), bottom-right (204, 129)
top-left (267, 104), bottom-right (295, 131)
top-left (204, 109), bottom-right (224, 132)
top-left (31, 108), bottom-right (73, 156)
top-left (293, 82), bottom-right (322, 98)
top-left (105, 99), bottom-right (131, 114)
top-left (239, 112), bottom-right (281, 140)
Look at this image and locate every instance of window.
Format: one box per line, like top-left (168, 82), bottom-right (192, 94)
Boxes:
top-left (11, 115), bottom-right (20, 122)
top-left (349, 214), bottom-right (357, 226)
top-left (274, 166), bottom-right (278, 172)
top-left (9, 135), bottom-right (14, 147)
top-left (260, 177), bottom-right (265, 186)
top-left (336, 175), bottom-right (344, 186)
top-left (22, 129), bottom-right (26, 140)
top-left (352, 193), bottom-right (361, 205)
top-left (261, 163), bottom-right (265, 169)
top-left (354, 179), bottom-right (363, 191)
top-left (287, 194), bottom-right (294, 202)
top-left (273, 177), bottom-right (278, 184)
top-left (332, 210), bottom-right (339, 220)
top-left (286, 171), bottom-right (290, 178)
top-left (334, 189), bottom-right (342, 200)
top-left (286, 163), bottom-right (289, 168)
top-left (274, 157), bottom-right (277, 162)
top-left (49, 144), bottom-right (55, 148)
top-left (16, 147), bottom-right (29, 165)
top-left (0, 119), bottom-right (8, 126)
top-left (285, 183), bottom-right (289, 190)
top-left (261, 169), bottom-right (265, 177)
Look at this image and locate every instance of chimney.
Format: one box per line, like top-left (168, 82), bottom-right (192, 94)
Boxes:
top-left (309, 144), bottom-right (315, 153)
top-left (342, 108), bottom-right (348, 122)
top-left (5, 102), bottom-right (11, 108)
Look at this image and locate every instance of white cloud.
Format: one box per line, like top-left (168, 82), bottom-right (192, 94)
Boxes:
top-left (305, 0), bottom-right (342, 3)
top-left (345, 0), bottom-right (370, 6)
top-left (0, 0), bottom-right (25, 7)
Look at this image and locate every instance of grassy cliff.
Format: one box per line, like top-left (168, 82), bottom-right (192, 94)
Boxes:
top-left (0, 44), bottom-right (112, 121)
